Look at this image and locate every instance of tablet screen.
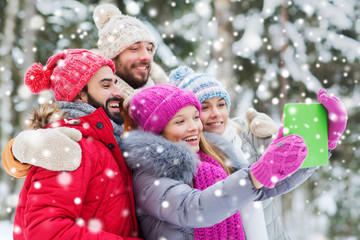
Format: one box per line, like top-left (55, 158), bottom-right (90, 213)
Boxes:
top-left (283, 103), bottom-right (328, 168)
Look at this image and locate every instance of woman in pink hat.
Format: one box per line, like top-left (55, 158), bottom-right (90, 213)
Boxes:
top-left (120, 84), bottom-right (310, 240)
top-left (168, 66), bottom-right (348, 240)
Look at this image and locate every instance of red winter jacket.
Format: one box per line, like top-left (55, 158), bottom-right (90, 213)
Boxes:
top-left (14, 108), bottom-right (141, 240)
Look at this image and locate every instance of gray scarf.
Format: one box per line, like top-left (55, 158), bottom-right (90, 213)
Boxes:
top-left (57, 101), bottom-right (124, 145)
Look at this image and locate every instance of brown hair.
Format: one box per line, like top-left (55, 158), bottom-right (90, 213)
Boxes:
top-left (199, 134), bottom-right (234, 175)
top-left (26, 103), bottom-right (67, 130)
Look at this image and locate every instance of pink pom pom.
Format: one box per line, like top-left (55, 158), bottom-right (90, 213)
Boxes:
top-left (24, 63), bottom-right (51, 93)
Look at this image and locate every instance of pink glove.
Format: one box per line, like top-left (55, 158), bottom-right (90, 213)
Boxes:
top-left (250, 128), bottom-right (308, 188)
top-left (317, 89), bottom-right (348, 150)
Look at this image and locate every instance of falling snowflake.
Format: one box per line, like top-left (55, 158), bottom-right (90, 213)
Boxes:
top-left (76, 218), bottom-right (85, 227)
top-left (34, 182), bottom-right (41, 189)
top-left (283, 127), bottom-right (290, 135)
top-left (122, 209), bottom-right (130, 217)
top-left (162, 201), bottom-right (169, 208)
top-left (88, 218), bottom-right (102, 233)
top-left (173, 158), bottom-right (179, 165)
top-left (196, 215), bottom-right (204, 223)
top-left (83, 122), bottom-right (90, 129)
top-left (272, 97), bottom-right (279, 105)
top-left (105, 169), bottom-right (115, 178)
top-left (329, 113), bottom-right (338, 122)
top-left (74, 197), bottom-right (81, 205)
top-left (157, 145), bottom-right (164, 153)
top-left (42, 149), bottom-right (51, 157)
top-left (271, 176), bottom-right (278, 184)
top-left (57, 172), bottom-right (72, 186)
top-left (253, 201), bottom-right (262, 209)
top-left (126, 1), bottom-right (140, 15)
top-left (149, 8), bottom-right (158, 17)
top-left (239, 179), bottom-right (246, 186)
top-left (214, 189), bottom-right (222, 197)
top-left (13, 225), bottom-right (22, 235)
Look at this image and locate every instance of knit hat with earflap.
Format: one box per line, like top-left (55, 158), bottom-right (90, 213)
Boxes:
top-left (130, 84), bottom-right (201, 134)
top-left (24, 49), bottom-right (115, 102)
top-left (169, 66), bottom-right (231, 110)
top-left (93, 3), bottom-right (157, 59)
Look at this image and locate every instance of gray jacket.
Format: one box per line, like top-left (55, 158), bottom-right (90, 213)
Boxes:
top-left (120, 130), bottom-right (317, 240)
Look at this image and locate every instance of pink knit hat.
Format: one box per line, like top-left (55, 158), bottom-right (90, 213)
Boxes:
top-left (24, 49), bottom-right (115, 102)
top-left (130, 84), bottom-right (201, 134)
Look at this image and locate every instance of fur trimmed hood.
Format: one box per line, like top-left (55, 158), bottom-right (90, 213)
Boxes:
top-left (120, 130), bottom-right (248, 185)
top-left (10, 102), bottom-right (124, 175)
top-left (26, 102), bottom-right (123, 143)
top-left (26, 103), bottom-right (67, 130)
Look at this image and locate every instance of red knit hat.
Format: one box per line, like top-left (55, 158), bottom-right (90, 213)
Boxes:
top-left (24, 49), bottom-right (115, 102)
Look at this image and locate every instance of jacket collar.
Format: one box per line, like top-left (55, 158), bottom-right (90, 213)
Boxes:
top-left (120, 130), bottom-right (247, 184)
top-left (49, 108), bottom-right (113, 143)
top-left (49, 108), bottom-right (128, 171)
top-left (57, 101), bottom-right (124, 144)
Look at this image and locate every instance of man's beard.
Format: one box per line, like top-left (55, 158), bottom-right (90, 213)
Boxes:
top-left (117, 62), bottom-right (151, 89)
top-left (87, 93), bottom-right (124, 125)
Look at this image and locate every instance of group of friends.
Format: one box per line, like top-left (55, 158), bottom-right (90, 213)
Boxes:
top-left (1, 3), bottom-right (348, 240)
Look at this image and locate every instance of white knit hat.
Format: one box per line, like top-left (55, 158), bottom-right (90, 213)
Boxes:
top-left (93, 4), bottom-right (157, 59)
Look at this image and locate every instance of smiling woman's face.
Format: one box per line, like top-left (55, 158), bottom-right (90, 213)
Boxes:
top-left (162, 105), bottom-right (203, 152)
top-left (200, 97), bottom-right (229, 135)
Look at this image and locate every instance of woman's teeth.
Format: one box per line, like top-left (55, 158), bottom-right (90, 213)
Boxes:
top-left (184, 136), bottom-right (197, 142)
top-left (208, 122), bottom-right (221, 126)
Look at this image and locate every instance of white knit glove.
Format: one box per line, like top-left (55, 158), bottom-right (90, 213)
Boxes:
top-left (245, 108), bottom-right (278, 138)
top-left (115, 76), bottom-right (137, 112)
top-left (150, 61), bottom-right (169, 84)
top-left (12, 127), bottom-right (82, 171)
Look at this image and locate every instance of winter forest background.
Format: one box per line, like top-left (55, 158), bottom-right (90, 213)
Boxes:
top-left (0, 0), bottom-right (359, 239)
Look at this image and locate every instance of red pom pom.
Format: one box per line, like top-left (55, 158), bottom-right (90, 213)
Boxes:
top-left (24, 63), bottom-right (51, 93)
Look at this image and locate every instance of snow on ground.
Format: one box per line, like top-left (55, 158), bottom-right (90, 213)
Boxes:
top-left (0, 220), bottom-right (13, 240)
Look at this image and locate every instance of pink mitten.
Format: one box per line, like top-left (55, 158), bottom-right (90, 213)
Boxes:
top-left (274, 125), bottom-right (284, 140)
top-left (317, 89), bottom-right (348, 150)
top-left (250, 134), bottom-right (308, 188)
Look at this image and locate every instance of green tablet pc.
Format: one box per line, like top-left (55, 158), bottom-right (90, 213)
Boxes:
top-left (283, 103), bottom-right (328, 168)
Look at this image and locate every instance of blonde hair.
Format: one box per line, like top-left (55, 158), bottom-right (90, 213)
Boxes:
top-left (199, 134), bottom-right (234, 175)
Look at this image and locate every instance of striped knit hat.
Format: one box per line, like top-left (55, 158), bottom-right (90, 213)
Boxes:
top-left (93, 3), bottom-right (157, 59)
top-left (169, 66), bottom-right (231, 110)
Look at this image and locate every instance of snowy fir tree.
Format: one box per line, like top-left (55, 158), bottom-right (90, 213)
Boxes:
top-left (0, 0), bottom-right (359, 239)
